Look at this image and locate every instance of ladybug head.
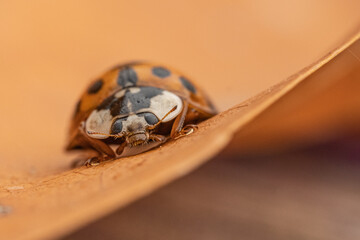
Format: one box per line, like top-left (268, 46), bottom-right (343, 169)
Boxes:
top-left (86, 106), bottom-right (178, 147)
top-left (110, 112), bottom-right (159, 146)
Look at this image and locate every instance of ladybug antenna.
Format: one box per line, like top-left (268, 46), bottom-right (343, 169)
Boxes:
top-left (87, 131), bottom-right (123, 139)
top-left (148, 105), bottom-right (178, 130)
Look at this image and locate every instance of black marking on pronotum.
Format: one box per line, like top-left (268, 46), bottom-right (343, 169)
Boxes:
top-left (126, 87), bottom-right (163, 112)
top-left (152, 67), bottom-right (171, 78)
top-left (109, 91), bottom-right (130, 116)
top-left (97, 87), bottom-right (163, 117)
top-left (179, 76), bottom-right (196, 93)
top-left (109, 98), bottom-right (127, 117)
top-left (96, 91), bottom-right (130, 116)
top-left (117, 67), bottom-right (138, 87)
top-left (87, 79), bottom-right (103, 94)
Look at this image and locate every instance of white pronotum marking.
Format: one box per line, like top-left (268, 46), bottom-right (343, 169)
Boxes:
top-left (86, 109), bottom-right (113, 139)
top-left (85, 87), bottom-right (183, 139)
top-left (147, 90), bottom-right (183, 122)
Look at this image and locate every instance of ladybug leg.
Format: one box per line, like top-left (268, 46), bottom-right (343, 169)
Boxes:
top-left (116, 141), bottom-right (127, 155)
top-left (71, 150), bottom-right (99, 168)
top-left (83, 154), bottom-right (120, 167)
top-left (72, 151), bottom-right (113, 167)
top-left (71, 152), bottom-right (111, 167)
top-left (170, 100), bottom-right (199, 139)
top-left (174, 124), bottom-right (198, 139)
top-left (76, 123), bottom-right (116, 166)
top-left (170, 101), bottom-right (199, 139)
top-left (149, 134), bottom-right (167, 143)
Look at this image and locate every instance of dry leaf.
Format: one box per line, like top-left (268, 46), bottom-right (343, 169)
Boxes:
top-left (0, 28), bottom-right (358, 240)
top-left (67, 32), bottom-right (360, 240)
top-left (228, 31), bottom-right (360, 154)
top-left (1, 2), bottom-right (360, 239)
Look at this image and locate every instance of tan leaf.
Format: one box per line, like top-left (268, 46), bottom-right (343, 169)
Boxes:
top-left (0, 25), bottom-right (359, 240)
top-left (229, 31), bottom-right (360, 154)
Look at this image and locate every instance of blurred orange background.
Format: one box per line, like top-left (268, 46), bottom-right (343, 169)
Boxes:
top-left (0, 0), bottom-right (359, 179)
top-left (1, 2), bottom-right (360, 240)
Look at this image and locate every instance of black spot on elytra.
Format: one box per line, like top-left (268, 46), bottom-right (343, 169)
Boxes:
top-left (152, 67), bottom-right (171, 78)
top-left (179, 76), bottom-right (196, 93)
top-left (117, 67), bottom-right (138, 87)
top-left (87, 79), bottom-right (103, 94)
top-left (111, 118), bottom-right (125, 134)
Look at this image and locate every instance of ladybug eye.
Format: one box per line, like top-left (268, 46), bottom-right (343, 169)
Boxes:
top-left (144, 112), bottom-right (158, 125)
top-left (111, 118), bottom-right (125, 134)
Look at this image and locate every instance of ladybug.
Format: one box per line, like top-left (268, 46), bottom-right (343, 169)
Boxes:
top-left (66, 62), bottom-right (217, 166)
